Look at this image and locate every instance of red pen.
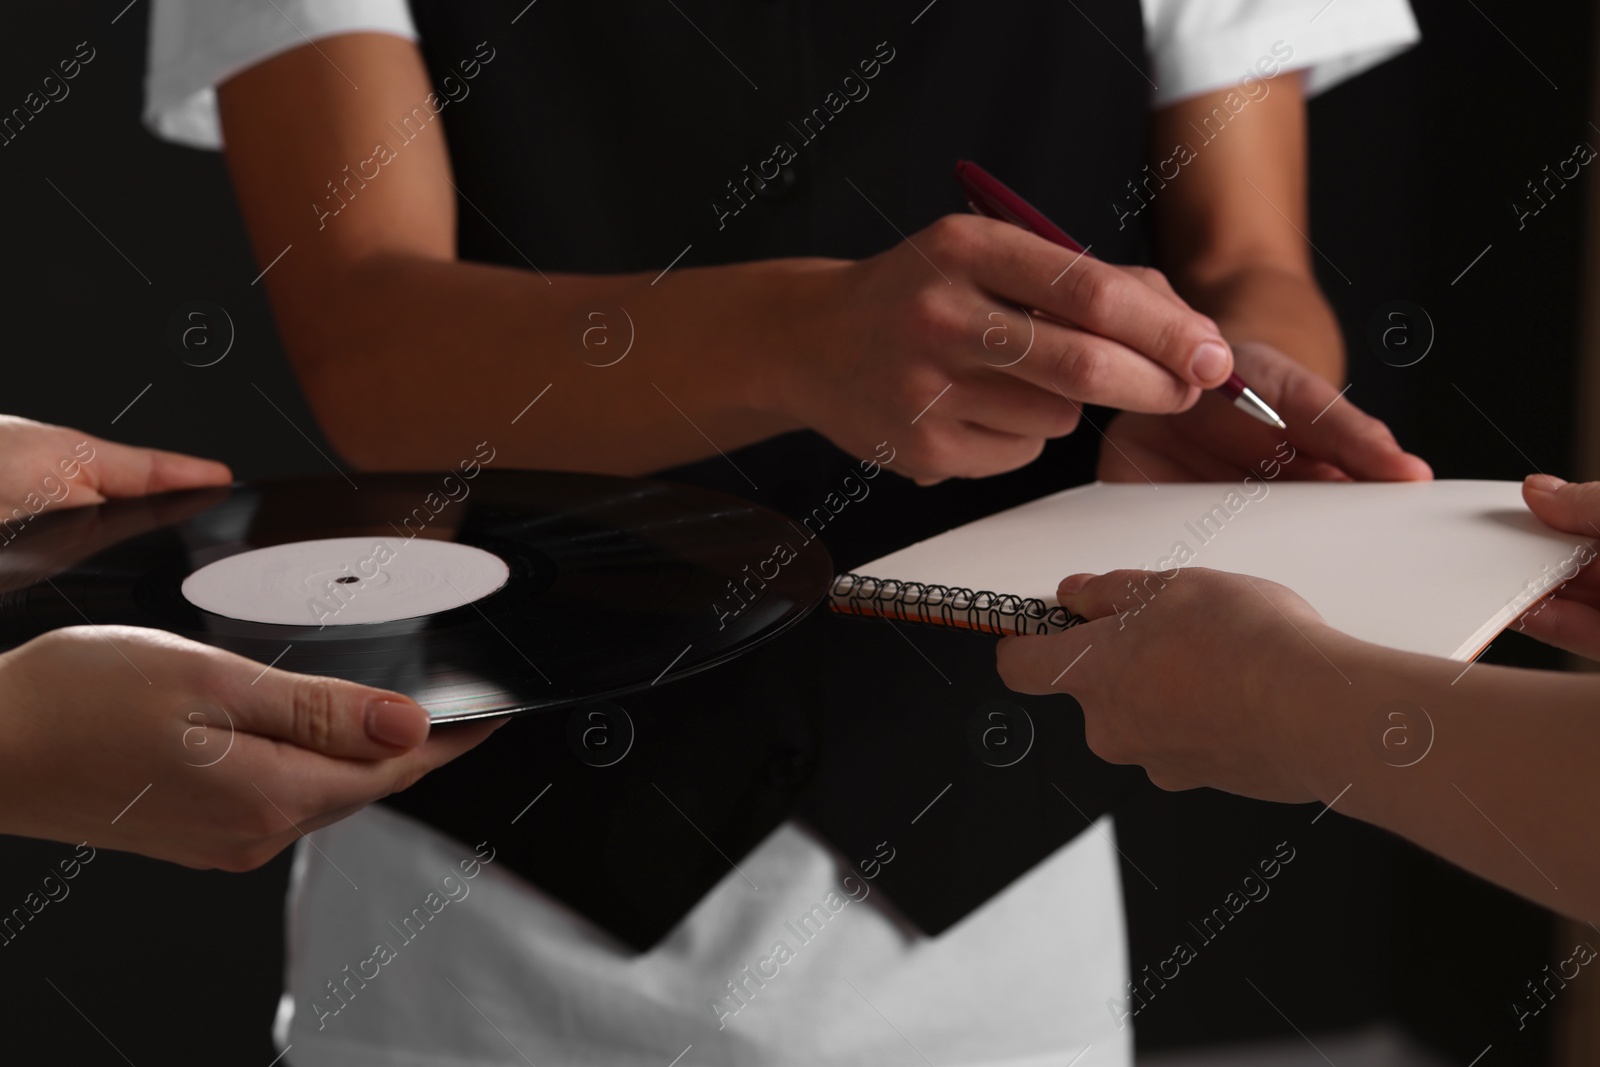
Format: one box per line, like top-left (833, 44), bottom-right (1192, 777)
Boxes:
top-left (953, 160), bottom-right (1287, 430)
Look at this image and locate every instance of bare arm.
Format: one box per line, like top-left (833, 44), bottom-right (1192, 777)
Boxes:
top-left (1000, 570), bottom-right (1600, 920)
top-left (218, 34), bottom-right (786, 475)
top-left (1099, 75), bottom-right (1427, 483)
top-left (217, 33), bottom-right (1247, 480)
top-left (1294, 633), bottom-right (1600, 921)
top-left (997, 477), bottom-right (1600, 921)
top-left (1150, 73), bottom-right (1342, 385)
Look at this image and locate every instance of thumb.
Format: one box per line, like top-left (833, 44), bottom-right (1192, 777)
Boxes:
top-left (227, 664), bottom-right (431, 758)
top-left (1056, 569), bottom-right (1166, 622)
top-left (1523, 475), bottom-right (1600, 538)
top-left (77, 436), bottom-right (232, 502)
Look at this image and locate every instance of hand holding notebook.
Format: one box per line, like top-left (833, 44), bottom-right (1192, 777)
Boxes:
top-left (1001, 563), bottom-right (1348, 804)
top-left (985, 474), bottom-right (1600, 924)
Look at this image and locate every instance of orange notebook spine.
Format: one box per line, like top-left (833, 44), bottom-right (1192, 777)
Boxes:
top-left (827, 573), bottom-right (1080, 636)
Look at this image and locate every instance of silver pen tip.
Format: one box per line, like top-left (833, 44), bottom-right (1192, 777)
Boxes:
top-left (1236, 387), bottom-right (1287, 430)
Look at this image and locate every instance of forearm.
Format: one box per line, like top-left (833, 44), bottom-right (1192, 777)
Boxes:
top-left (1286, 635), bottom-right (1600, 918)
top-left (1150, 76), bottom-right (1342, 386)
top-left (216, 32), bottom-right (843, 476)
top-left (280, 254), bottom-right (835, 474)
top-left (224, 33), bottom-right (1230, 484)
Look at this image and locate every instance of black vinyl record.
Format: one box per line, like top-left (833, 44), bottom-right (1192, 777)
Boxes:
top-left (0, 471), bottom-right (831, 721)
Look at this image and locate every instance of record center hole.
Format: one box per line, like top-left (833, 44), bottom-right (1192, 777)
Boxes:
top-left (335, 575), bottom-right (359, 584)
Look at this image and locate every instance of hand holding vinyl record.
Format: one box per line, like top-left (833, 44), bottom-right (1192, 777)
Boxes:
top-left (0, 414), bottom-right (827, 886)
top-left (0, 625), bottom-right (502, 870)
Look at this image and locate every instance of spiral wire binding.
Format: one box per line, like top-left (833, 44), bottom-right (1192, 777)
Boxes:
top-left (828, 573), bottom-right (1081, 636)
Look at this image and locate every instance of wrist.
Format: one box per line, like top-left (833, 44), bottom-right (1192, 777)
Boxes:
top-left (1249, 623), bottom-right (1382, 804)
top-left (734, 256), bottom-right (855, 430)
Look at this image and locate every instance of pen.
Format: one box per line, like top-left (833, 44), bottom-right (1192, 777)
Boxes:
top-left (953, 159), bottom-right (1287, 430)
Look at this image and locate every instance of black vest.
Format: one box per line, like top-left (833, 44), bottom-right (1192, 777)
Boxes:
top-left (388, 0), bottom-right (1153, 950)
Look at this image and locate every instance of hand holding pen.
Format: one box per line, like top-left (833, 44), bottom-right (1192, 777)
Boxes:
top-left (954, 160), bottom-right (1285, 429)
top-left (771, 168), bottom-right (1277, 483)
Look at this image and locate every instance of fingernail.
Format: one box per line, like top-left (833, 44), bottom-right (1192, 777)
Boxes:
top-left (1190, 341), bottom-right (1230, 384)
top-left (1059, 573), bottom-right (1092, 597)
top-left (366, 698), bottom-right (428, 748)
top-left (1526, 474), bottom-right (1567, 493)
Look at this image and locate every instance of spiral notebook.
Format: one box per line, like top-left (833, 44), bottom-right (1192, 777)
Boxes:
top-left (828, 480), bottom-right (1597, 660)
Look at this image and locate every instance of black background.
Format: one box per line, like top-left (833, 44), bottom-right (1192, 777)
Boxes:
top-left (0, 0), bottom-right (1593, 1063)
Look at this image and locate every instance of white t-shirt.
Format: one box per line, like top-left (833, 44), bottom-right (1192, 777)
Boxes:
top-left (142, 4), bottom-right (1420, 1064)
top-left (145, 0), bottom-right (1421, 149)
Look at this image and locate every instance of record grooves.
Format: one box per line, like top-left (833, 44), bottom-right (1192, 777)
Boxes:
top-left (0, 471), bottom-right (831, 722)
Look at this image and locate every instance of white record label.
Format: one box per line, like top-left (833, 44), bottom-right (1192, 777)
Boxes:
top-left (180, 537), bottom-right (510, 626)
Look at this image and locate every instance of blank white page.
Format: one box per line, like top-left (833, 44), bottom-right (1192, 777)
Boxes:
top-left (850, 480), bottom-right (1595, 660)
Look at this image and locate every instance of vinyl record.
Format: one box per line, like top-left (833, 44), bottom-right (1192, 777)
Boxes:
top-left (0, 471), bottom-right (832, 722)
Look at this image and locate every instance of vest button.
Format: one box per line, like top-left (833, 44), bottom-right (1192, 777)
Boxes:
top-left (757, 166), bottom-right (798, 201)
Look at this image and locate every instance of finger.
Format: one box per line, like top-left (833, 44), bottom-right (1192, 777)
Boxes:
top-left (391, 717), bottom-right (508, 785)
top-left (227, 716), bottom-right (507, 857)
top-left (1546, 568), bottom-right (1600, 610)
top-left (1144, 764), bottom-right (1204, 793)
top-left (1126, 264), bottom-right (1186, 305)
top-left (221, 661), bottom-right (432, 758)
top-left (232, 716), bottom-right (502, 844)
top-left (76, 436), bottom-right (233, 502)
top-left (905, 421), bottom-right (1048, 481)
top-left (1122, 267), bottom-right (1224, 338)
top-left (246, 710), bottom-right (501, 854)
top-left (949, 374), bottom-right (1082, 440)
top-left (1054, 569), bottom-right (1173, 622)
top-left (1046, 259), bottom-right (1233, 388)
top-left (265, 716), bottom-right (508, 819)
top-left (995, 628), bottom-right (1098, 696)
top-left (1239, 350), bottom-right (1430, 482)
top-left (952, 218), bottom-right (1231, 388)
top-left (1523, 475), bottom-right (1600, 538)
top-left (1001, 324), bottom-right (1204, 414)
top-left (1515, 596), bottom-right (1600, 661)
top-left (1294, 400), bottom-right (1430, 481)
top-left (1291, 459), bottom-right (1353, 482)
